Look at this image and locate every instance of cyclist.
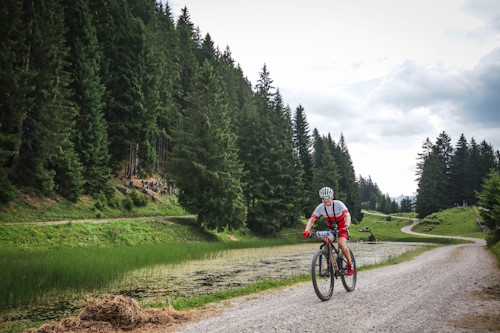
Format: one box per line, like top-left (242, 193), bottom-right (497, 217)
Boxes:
top-left (303, 186), bottom-right (354, 276)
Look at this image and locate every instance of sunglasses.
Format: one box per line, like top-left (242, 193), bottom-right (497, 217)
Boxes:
top-left (322, 196), bottom-right (331, 200)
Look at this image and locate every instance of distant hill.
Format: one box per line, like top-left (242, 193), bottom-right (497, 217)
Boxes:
top-left (391, 194), bottom-right (416, 205)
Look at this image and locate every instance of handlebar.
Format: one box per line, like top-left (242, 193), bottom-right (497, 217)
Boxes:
top-left (307, 227), bottom-right (349, 240)
top-left (311, 230), bottom-right (336, 238)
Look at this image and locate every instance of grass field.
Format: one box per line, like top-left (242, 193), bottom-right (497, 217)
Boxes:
top-left (412, 206), bottom-right (485, 238)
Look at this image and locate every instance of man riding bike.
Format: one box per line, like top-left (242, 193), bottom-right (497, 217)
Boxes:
top-left (303, 186), bottom-right (354, 276)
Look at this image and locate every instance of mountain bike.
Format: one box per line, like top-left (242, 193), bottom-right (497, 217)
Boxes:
top-left (309, 229), bottom-right (357, 301)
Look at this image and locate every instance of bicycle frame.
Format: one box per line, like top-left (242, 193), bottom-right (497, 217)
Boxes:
top-left (310, 229), bottom-right (357, 300)
top-left (316, 231), bottom-right (344, 277)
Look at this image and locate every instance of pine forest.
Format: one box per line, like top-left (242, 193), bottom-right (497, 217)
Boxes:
top-left (1, 0), bottom-right (499, 236)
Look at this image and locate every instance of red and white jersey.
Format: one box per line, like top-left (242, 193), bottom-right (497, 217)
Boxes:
top-left (311, 200), bottom-right (349, 228)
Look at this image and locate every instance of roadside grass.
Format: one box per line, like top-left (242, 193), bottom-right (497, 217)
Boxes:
top-left (168, 275), bottom-right (311, 311)
top-left (412, 206), bottom-right (485, 239)
top-left (489, 241), bottom-right (500, 268)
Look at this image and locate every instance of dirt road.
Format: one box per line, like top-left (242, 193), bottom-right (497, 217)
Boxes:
top-left (175, 222), bottom-right (500, 333)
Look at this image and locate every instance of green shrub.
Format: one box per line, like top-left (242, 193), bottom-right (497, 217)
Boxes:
top-left (94, 192), bottom-right (107, 211)
top-left (130, 190), bottom-right (148, 207)
top-left (421, 219), bottom-right (441, 225)
top-left (386, 216), bottom-right (392, 221)
top-left (107, 195), bottom-right (120, 208)
top-left (122, 196), bottom-right (133, 210)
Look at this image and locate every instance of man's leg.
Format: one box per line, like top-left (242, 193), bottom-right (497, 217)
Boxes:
top-left (338, 237), bottom-right (351, 265)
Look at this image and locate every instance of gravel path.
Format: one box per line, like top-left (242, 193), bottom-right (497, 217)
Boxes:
top-left (175, 221), bottom-right (500, 333)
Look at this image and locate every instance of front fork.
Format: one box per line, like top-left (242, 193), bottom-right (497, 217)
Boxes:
top-left (321, 241), bottom-right (339, 276)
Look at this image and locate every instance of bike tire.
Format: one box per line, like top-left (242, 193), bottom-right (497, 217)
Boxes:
top-left (311, 249), bottom-right (334, 301)
top-left (339, 248), bottom-right (357, 292)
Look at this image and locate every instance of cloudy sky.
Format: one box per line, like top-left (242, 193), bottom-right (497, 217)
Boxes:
top-left (168, 0), bottom-right (500, 197)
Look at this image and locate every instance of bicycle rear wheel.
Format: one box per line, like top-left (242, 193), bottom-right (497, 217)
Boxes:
top-left (311, 249), bottom-right (334, 301)
top-left (339, 248), bottom-right (356, 291)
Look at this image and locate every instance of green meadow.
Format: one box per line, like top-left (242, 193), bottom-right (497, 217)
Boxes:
top-left (412, 206), bottom-right (484, 238)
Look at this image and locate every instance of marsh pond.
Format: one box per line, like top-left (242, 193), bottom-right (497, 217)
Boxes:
top-left (1, 241), bottom-right (428, 328)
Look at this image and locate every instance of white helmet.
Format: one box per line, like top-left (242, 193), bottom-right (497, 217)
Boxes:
top-left (319, 187), bottom-right (334, 199)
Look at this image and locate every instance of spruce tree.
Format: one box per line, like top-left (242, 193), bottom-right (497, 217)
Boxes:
top-left (416, 137), bottom-right (433, 182)
top-left (0, 0), bottom-right (29, 202)
top-left (293, 104), bottom-right (315, 217)
top-left (169, 60), bottom-right (246, 230)
top-left (416, 144), bottom-right (448, 217)
top-left (12, 0), bottom-right (83, 199)
top-left (435, 131), bottom-right (453, 206)
top-left (463, 138), bottom-right (481, 204)
top-left (495, 151), bottom-right (500, 173)
top-left (155, 2), bottom-right (181, 174)
top-left (359, 175), bottom-right (384, 211)
top-left (273, 91), bottom-right (304, 228)
top-left (477, 170), bottom-right (500, 244)
top-left (311, 149), bottom-right (340, 201)
top-left (134, 0), bottom-right (164, 175)
top-left (63, 0), bottom-right (111, 194)
top-left (449, 134), bottom-right (469, 205)
top-left (335, 133), bottom-right (362, 221)
top-left (176, 7), bottom-right (199, 111)
top-left (400, 197), bottom-right (413, 212)
top-left (312, 128), bottom-right (325, 169)
top-left (478, 140), bottom-right (496, 181)
top-left (242, 65), bottom-right (302, 233)
top-left (245, 65), bottom-right (281, 233)
top-left (416, 151), bottom-right (440, 217)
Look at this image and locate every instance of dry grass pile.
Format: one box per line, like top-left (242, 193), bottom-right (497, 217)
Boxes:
top-left (24, 295), bottom-right (190, 333)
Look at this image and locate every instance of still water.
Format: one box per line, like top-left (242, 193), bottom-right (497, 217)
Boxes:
top-left (1, 241), bottom-right (427, 327)
top-left (114, 242), bottom-right (427, 302)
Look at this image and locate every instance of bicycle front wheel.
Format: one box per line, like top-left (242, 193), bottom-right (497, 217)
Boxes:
top-left (339, 248), bottom-right (357, 292)
top-left (311, 249), bottom-right (334, 301)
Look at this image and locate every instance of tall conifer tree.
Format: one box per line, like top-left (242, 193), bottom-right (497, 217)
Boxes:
top-left (463, 138), bottom-right (481, 204)
top-left (12, 0), bottom-right (83, 199)
top-left (155, 2), bottom-right (181, 174)
top-left (63, 0), bottom-right (111, 194)
top-left (176, 7), bottom-right (199, 112)
top-left (170, 61), bottom-right (246, 230)
top-left (293, 105), bottom-right (315, 216)
top-left (449, 134), bottom-right (469, 205)
top-left (0, 0), bottom-right (29, 202)
top-left (334, 133), bottom-right (362, 221)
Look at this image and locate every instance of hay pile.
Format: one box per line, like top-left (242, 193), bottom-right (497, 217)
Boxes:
top-left (24, 295), bottom-right (190, 333)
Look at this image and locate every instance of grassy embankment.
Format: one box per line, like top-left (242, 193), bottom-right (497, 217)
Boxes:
top-left (412, 205), bottom-right (485, 238)
top-left (0, 187), bottom-right (187, 223)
